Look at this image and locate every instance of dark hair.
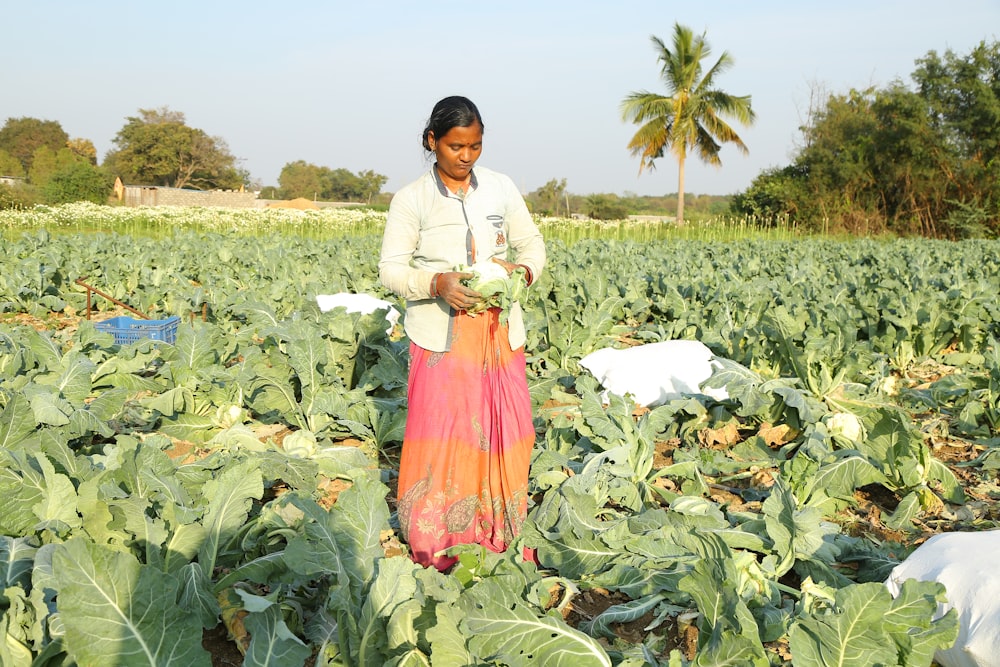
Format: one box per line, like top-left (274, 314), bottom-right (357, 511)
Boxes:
top-left (421, 96), bottom-right (484, 151)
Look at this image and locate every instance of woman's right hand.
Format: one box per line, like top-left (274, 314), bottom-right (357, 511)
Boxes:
top-left (435, 272), bottom-right (481, 311)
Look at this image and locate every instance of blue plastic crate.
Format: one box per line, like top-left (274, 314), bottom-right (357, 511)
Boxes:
top-left (95, 316), bottom-right (180, 344)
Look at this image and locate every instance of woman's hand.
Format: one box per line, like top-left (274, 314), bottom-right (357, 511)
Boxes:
top-left (436, 271), bottom-right (481, 311)
top-left (490, 257), bottom-right (519, 275)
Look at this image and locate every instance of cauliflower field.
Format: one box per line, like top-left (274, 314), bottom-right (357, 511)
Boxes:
top-left (0, 204), bottom-right (998, 666)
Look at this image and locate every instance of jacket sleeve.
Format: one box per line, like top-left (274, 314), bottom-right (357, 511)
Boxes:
top-left (379, 188), bottom-right (437, 300)
top-left (502, 175), bottom-right (546, 283)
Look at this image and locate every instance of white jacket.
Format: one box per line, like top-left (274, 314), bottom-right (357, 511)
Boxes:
top-left (379, 165), bottom-right (545, 351)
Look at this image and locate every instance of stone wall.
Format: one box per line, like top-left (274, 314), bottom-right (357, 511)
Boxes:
top-left (123, 185), bottom-right (258, 208)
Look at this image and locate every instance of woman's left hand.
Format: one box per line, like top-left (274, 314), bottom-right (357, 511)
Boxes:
top-left (490, 257), bottom-right (519, 275)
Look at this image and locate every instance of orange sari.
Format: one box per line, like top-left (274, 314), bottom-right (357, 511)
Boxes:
top-left (395, 307), bottom-right (535, 571)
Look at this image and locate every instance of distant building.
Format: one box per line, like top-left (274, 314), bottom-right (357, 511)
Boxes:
top-left (0, 175), bottom-right (26, 187)
top-left (113, 176), bottom-right (258, 208)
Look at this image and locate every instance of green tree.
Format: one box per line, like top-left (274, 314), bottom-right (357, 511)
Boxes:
top-left (42, 161), bottom-right (111, 204)
top-left (28, 146), bottom-right (84, 187)
top-left (916, 41), bottom-right (1000, 167)
top-left (795, 87), bottom-right (884, 229)
top-left (27, 146), bottom-right (59, 187)
top-left (104, 107), bottom-right (243, 190)
top-left (584, 193), bottom-right (628, 220)
top-left (277, 161), bottom-right (386, 202)
top-left (0, 117), bottom-right (69, 174)
top-left (735, 86), bottom-right (934, 234)
top-left (913, 40), bottom-right (1000, 232)
top-left (277, 160), bottom-right (325, 200)
top-left (357, 169), bottom-right (388, 205)
top-left (67, 137), bottom-right (98, 165)
top-left (621, 24), bottom-right (755, 223)
top-left (529, 178), bottom-right (568, 216)
top-left (0, 149), bottom-right (25, 178)
top-left (867, 83), bottom-right (952, 235)
top-left (731, 165), bottom-right (804, 222)
top-left (325, 168), bottom-right (362, 201)
top-left (733, 40), bottom-right (1000, 238)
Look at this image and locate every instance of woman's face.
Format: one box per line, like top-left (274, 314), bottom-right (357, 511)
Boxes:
top-left (429, 121), bottom-right (483, 184)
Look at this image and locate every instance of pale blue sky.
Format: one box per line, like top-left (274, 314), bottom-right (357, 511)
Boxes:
top-left (3, 1), bottom-right (997, 196)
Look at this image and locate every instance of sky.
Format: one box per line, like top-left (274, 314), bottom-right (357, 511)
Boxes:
top-left (3, 1), bottom-right (998, 197)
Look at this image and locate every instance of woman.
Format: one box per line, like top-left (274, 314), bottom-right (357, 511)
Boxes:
top-left (379, 96), bottom-right (545, 571)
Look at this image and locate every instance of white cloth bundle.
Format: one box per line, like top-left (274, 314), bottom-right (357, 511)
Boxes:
top-left (885, 530), bottom-right (1000, 667)
top-left (316, 293), bottom-right (400, 333)
top-left (578, 340), bottom-right (729, 407)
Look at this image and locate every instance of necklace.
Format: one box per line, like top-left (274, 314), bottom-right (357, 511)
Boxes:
top-left (437, 164), bottom-right (471, 199)
top-left (453, 176), bottom-right (470, 197)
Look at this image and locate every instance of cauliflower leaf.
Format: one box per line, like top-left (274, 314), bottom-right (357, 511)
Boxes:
top-left (457, 260), bottom-right (528, 323)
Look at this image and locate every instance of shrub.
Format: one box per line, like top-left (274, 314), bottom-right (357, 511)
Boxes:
top-left (584, 193), bottom-right (629, 220)
top-left (41, 162), bottom-right (112, 205)
top-left (0, 182), bottom-right (34, 209)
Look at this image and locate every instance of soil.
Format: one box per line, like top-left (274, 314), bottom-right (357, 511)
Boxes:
top-left (1, 309), bottom-right (88, 331)
top-left (264, 197), bottom-right (320, 210)
top-left (201, 625), bottom-right (245, 666)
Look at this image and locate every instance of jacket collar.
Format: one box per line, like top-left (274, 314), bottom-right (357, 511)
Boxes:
top-left (432, 164), bottom-right (478, 197)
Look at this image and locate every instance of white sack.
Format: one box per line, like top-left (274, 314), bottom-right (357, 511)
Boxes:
top-left (316, 293), bottom-right (400, 333)
top-left (885, 530), bottom-right (1000, 667)
top-left (578, 340), bottom-right (729, 407)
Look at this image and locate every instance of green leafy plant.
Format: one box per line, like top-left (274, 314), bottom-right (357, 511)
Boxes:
top-left (458, 260), bottom-right (527, 323)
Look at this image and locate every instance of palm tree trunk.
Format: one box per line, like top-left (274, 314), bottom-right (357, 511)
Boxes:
top-left (676, 158), bottom-right (686, 224)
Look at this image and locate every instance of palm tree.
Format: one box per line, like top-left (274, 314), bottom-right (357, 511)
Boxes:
top-left (621, 24), bottom-right (755, 223)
